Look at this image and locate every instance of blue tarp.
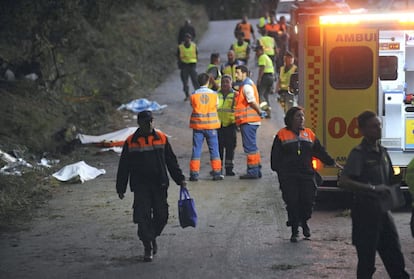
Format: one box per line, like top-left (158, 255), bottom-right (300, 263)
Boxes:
top-left (117, 98), bottom-right (167, 113)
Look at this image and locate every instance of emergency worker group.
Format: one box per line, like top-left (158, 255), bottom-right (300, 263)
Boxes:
top-left (115, 16), bottom-right (413, 278)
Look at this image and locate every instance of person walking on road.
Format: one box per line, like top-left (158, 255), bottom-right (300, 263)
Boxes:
top-left (189, 73), bottom-right (223, 181)
top-left (255, 45), bottom-right (274, 119)
top-left (234, 15), bottom-right (256, 45)
top-left (231, 31), bottom-right (250, 65)
top-left (178, 19), bottom-right (196, 44)
top-left (116, 110), bottom-right (187, 262)
top-left (271, 106), bottom-right (340, 243)
top-left (276, 51), bottom-right (297, 112)
top-left (217, 74), bottom-right (237, 176)
top-left (338, 110), bottom-right (410, 279)
top-left (177, 33), bottom-right (199, 101)
top-left (234, 65), bottom-right (263, 179)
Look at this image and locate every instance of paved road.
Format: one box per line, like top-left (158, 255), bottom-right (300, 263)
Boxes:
top-left (1, 19), bottom-right (413, 279)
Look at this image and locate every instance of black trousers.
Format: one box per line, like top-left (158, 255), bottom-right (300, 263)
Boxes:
top-left (352, 201), bottom-right (409, 279)
top-left (258, 73), bottom-right (274, 105)
top-left (217, 124), bottom-right (237, 169)
top-left (133, 183), bottom-right (168, 243)
top-left (180, 63), bottom-right (198, 97)
top-left (279, 174), bottom-right (316, 228)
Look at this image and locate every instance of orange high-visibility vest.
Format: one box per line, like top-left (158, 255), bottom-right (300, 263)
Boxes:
top-left (238, 23), bottom-right (253, 40)
top-left (277, 127), bottom-right (316, 146)
top-left (234, 78), bottom-right (261, 125)
top-left (125, 129), bottom-right (167, 152)
top-left (190, 88), bottom-right (220, 130)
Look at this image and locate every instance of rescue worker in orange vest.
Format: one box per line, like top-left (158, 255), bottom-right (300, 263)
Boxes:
top-left (177, 33), bottom-right (199, 101)
top-left (265, 11), bottom-right (280, 43)
top-left (234, 15), bottom-right (256, 45)
top-left (189, 73), bottom-right (223, 181)
top-left (277, 51), bottom-right (297, 112)
top-left (255, 45), bottom-right (274, 119)
top-left (206, 52), bottom-right (221, 91)
top-left (271, 107), bottom-right (339, 243)
top-left (217, 74), bottom-right (237, 176)
top-left (230, 31), bottom-right (250, 65)
top-left (116, 110), bottom-right (187, 262)
top-left (221, 50), bottom-right (243, 90)
top-left (234, 65), bottom-right (263, 179)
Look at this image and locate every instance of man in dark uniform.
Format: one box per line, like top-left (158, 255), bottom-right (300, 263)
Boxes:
top-left (339, 110), bottom-right (410, 278)
top-left (116, 110), bottom-right (187, 262)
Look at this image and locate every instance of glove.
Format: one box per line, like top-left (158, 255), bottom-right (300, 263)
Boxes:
top-left (260, 110), bottom-right (267, 118)
top-left (411, 207), bottom-right (414, 238)
top-left (118, 193), bottom-right (124, 200)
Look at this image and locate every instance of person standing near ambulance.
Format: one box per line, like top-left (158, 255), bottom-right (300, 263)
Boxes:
top-left (217, 74), bottom-right (237, 176)
top-left (276, 51), bottom-right (297, 111)
top-left (177, 33), bottom-right (199, 101)
top-left (271, 106), bottom-right (339, 243)
top-left (189, 73), bottom-right (223, 181)
top-left (234, 65), bottom-right (262, 179)
top-left (338, 110), bottom-right (410, 279)
top-left (116, 111), bottom-right (187, 262)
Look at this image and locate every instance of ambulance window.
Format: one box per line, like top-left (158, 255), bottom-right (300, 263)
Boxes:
top-left (330, 46), bottom-right (373, 89)
top-left (379, 56), bottom-right (398, 81)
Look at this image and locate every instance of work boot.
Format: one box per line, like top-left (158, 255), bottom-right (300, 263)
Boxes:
top-left (302, 221), bottom-right (311, 239)
top-left (225, 168), bottom-right (235, 176)
top-left (143, 241), bottom-right (153, 262)
top-left (290, 226), bottom-right (299, 243)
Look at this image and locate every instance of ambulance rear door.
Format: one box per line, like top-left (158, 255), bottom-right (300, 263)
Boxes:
top-left (323, 26), bottom-right (378, 172)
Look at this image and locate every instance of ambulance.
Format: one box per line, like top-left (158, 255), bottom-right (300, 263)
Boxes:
top-left (290, 2), bottom-right (414, 191)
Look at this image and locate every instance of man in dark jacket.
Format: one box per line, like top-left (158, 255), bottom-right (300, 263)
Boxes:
top-left (116, 110), bottom-right (187, 262)
top-left (338, 110), bottom-right (409, 278)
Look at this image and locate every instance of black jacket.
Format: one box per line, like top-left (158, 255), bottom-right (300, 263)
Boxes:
top-left (116, 128), bottom-right (185, 194)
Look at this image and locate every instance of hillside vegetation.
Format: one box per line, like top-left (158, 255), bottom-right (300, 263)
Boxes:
top-left (0, 0), bottom-right (208, 228)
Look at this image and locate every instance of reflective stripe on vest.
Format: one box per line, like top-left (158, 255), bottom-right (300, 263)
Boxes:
top-left (179, 42), bottom-right (197, 64)
top-left (217, 91), bottom-right (236, 127)
top-left (277, 127), bottom-right (316, 146)
top-left (233, 42), bottom-right (248, 60)
top-left (126, 129), bottom-right (167, 152)
top-left (190, 89), bottom-right (220, 130)
top-left (234, 78), bottom-right (261, 125)
top-left (279, 65), bottom-right (297, 90)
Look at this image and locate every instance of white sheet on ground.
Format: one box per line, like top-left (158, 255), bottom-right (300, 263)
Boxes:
top-left (52, 161), bottom-right (106, 183)
top-left (117, 98), bottom-right (167, 113)
top-left (77, 127), bottom-right (137, 145)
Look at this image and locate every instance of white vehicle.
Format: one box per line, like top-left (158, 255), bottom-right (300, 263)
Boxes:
top-left (289, 2), bottom-right (414, 194)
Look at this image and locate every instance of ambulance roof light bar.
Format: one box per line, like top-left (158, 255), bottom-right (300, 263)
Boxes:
top-left (320, 12), bottom-right (414, 25)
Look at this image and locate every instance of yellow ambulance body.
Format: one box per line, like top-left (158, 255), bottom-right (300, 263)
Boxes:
top-left (294, 8), bottom-right (414, 190)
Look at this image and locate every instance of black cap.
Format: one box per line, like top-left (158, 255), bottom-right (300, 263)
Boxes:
top-left (137, 110), bottom-right (153, 122)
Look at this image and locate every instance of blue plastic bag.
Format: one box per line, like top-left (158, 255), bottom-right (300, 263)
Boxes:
top-left (178, 187), bottom-right (197, 228)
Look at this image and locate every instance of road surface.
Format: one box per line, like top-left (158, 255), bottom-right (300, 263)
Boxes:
top-left (1, 19), bottom-right (413, 279)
